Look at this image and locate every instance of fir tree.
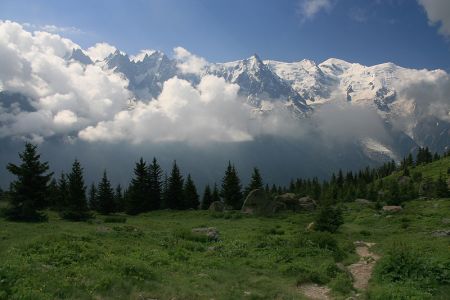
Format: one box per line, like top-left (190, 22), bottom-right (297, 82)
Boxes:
top-left (114, 184), bottom-right (125, 212)
top-left (201, 184), bottom-right (213, 210)
top-left (183, 174), bottom-right (199, 209)
top-left (57, 173), bottom-right (69, 211)
top-left (166, 161), bottom-right (184, 209)
top-left (88, 183), bottom-right (98, 211)
top-left (221, 162), bottom-right (243, 210)
top-left (434, 175), bottom-right (450, 198)
top-left (47, 178), bottom-right (59, 210)
top-left (64, 159), bottom-right (90, 221)
top-left (126, 158), bottom-right (149, 215)
top-left (97, 171), bottom-right (115, 214)
top-left (212, 183), bottom-right (221, 203)
top-left (244, 167), bottom-right (264, 197)
top-left (315, 204), bottom-right (344, 233)
top-left (148, 158), bottom-right (162, 211)
top-left (6, 143), bottom-right (52, 221)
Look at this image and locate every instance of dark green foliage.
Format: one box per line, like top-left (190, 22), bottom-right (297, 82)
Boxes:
top-left (211, 183), bottom-right (220, 203)
top-left (166, 161), bottom-right (184, 209)
top-left (56, 173), bottom-right (69, 212)
top-left (47, 178), bottom-right (59, 210)
top-left (88, 183), bottom-right (98, 211)
top-left (315, 205), bottom-right (344, 233)
top-left (114, 184), bottom-right (125, 212)
top-left (244, 167), bottom-right (264, 197)
top-left (103, 216), bottom-right (127, 223)
top-left (201, 184), bottom-right (212, 210)
top-left (147, 158), bottom-right (162, 211)
top-left (183, 174), bottom-right (199, 209)
top-left (5, 143), bottom-right (52, 221)
top-left (386, 180), bottom-right (401, 205)
top-left (126, 158), bottom-right (149, 215)
top-left (434, 175), bottom-right (449, 198)
top-left (221, 162), bottom-right (243, 210)
top-left (63, 159), bottom-right (90, 221)
top-left (97, 171), bottom-right (115, 214)
top-left (416, 147), bottom-right (433, 165)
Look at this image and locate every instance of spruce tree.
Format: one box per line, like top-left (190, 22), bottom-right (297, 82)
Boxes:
top-left (212, 183), bottom-right (221, 203)
top-left (114, 184), bottom-right (125, 212)
top-left (64, 159), bottom-right (90, 221)
top-left (6, 143), bottom-right (52, 221)
top-left (97, 171), bottom-right (115, 214)
top-left (57, 173), bottom-right (69, 211)
top-left (244, 167), bottom-right (263, 197)
top-left (126, 158), bottom-right (149, 215)
top-left (183, 174), bottom-right (199, 209)
top-left (88, 183), bottom-right (98, 211)
top-left (221, 162), bottom-right (243, 210)
top-left (315, 204), bottom-right (344, 233)
top-left (148, 158), bottom-right (162, 211)
top-left (166, 161), bottom-right (184, 209)
top-left (435, 175), bottom-right (450, 198)
top-left (47, 178), bottom-right (59, 210)
top-left (201, 184), bottom-right (213, 210)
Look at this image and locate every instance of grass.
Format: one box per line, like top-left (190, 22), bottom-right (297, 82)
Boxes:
top-left (385, 156), bottom-right (450, 181)
top-left (0, 198), bottom-right (448, 299)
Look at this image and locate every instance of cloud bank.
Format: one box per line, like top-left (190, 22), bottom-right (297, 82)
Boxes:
top-left (297, 0), bottom-right (334, 22)
top-left (418, 0), bottom-right (450, 38)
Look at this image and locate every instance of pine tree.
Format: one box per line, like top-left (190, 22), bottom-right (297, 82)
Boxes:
top-left (6, 143), bottom-right (53, 221)
top-left (244, 167), bottom-right (263, 197)
top-left (212, 183), bottom-right (221, 203)
top-left (57, 173), bottom-right (69, 211)
top-left (6, 143), bottom-right (52, 221)
top-left (434, 175), bottom-right (450, 198)
top-left (126, 158), bottom-right (149, 215)
top-left (64, 159), bottom-right (90, 221)
top-left (183, 174), bottom-right (199, 209)
top-left (97, 171), bottom-right (115, 214)
top-left (161, 173), bottom-right (169, 209)
top-left (47, 178), bottom-right (59, 210)
top-left (201, 184), bottom-right (213, 210)
top-left (315, 204), bottom-right (344, 233)
top-left (88, 183), bottom-right (98, 211)
top-left (114, 184), bottom-right (125, 212)
top-left (148, 158), bottom-right (162, 211)
top-left (166, 161), bottom-right (184, 209)
top-left (221, 162), bottom-right (243, 210)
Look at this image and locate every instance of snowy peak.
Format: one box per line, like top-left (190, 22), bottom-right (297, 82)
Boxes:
top-left (69, 48), bottom-right (93, 65)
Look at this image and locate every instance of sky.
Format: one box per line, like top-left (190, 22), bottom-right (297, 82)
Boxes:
top-left (0, 0), bottom-right (449, 70)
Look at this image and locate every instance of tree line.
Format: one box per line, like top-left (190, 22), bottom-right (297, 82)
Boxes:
top-left (1, 143), bottom-right (449, 222)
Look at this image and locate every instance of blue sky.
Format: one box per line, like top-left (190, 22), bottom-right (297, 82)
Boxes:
top-left (0, 0), bottom-right (449, 70)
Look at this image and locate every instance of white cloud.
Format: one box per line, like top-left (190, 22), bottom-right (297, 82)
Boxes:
top-left (0, 20), bottom-right (131, 142)
top-left (297, 0), bottom-right (334, 22)
top-left (173, 47), bottom-right (208, 75)
top-left (418, 0), bottom-right (450, 37)
top-left (86, 43), bottom-right (117, 62)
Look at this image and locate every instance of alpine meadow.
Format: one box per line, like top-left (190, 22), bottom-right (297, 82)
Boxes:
top-left (0, 1), bottom-right (449, 299)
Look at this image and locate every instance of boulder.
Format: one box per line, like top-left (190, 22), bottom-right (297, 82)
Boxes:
top-left (355, 198), bottom-right (372, 205)
top-left (298, 196), bottom-right (317, 211)
top-left (209, 201), bottom-right (225, 212)
top-left (382, 205), bottom-right (403, 213)
top-left (241, 189), bottom-right (273, 215)
top-left (192, 227), bottom-right (220, 241)
top-left (431, 230), bottom-right (450, 237)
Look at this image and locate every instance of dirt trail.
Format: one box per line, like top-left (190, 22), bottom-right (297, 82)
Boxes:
top-left (348, 241), bottom-right (380, 291)
top-left (299, 241), bottom-right (380, 299)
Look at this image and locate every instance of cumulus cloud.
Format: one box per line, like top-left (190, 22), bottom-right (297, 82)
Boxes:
top-left (297, 0), bottom-right (334, 22)
top-left (22, 23), bottom-right (83, 35)
top-left (0, 20), bottom-right (131, 142)
top-left (79, 75), bottom-right (303, 145)
top-left (418, 0), bottom-right (450, 37)
top-left (86, 42), bottom-right (117, 62)
top-left (173, 47), bottom-right (208, 75)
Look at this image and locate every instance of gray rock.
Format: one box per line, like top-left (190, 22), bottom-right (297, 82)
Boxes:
top-left (192, 227), bottom-right (220, 241)
top-left (382, 205), bottom-right (403, 213)
top-left (355, 198), bottom-right (372, 205)
top-left (431, 230), bottom-right (450, 237)
top-left (298, 196), bottom-right (317, 211)
top-left (209, 201), bottom-right (225, 212)
top-left (241, 189), bottom-right (273, 215)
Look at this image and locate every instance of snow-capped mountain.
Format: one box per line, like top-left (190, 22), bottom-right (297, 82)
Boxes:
top-left (77, 48), bottom-right (449, 157)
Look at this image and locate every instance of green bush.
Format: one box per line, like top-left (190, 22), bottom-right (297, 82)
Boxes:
top-left (315, 205), bottom-right (344, 233)
top-left (330, 273), bottom-right (354, 295)
top-left (103, 216), bottom-right (127, 223)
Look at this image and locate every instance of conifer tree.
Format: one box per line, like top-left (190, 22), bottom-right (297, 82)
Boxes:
top-left (435, 175), bottom-right (450, 198)
top-left (148, 158), bottom-right (162, 211)
top-left (183, 174), bottom-right (199, 209)
top-left (6, 143), bottom-right (52, 221)
top-left (126, 158), bottom-right (149, 215)
top-left (315, 204), bottom-right (344, 233)
top-left (47, 178), bottom-right (59, 210)
top-left (244, 167), bottom-right (264, 197)
top-left (161, 173), bottom-right (169, 209)
top-left (221, 162), bottom-right (243, 209)
top-left (64, 159), bottom-right (90, 220)
top-left (212, 183), bottom-right (221, 203)
top-left (201, 184), bottom-right (213, 210)
top-left (57, 173), bottom-right (69, 211)
top-left (88, 183), bottom-right (98, 211)
top-left (166, 161), bottom-right (184, 209)
top-left (114, 184), bottom-right (125, 212)
top-left (97, 171), bottom-right (115, 214)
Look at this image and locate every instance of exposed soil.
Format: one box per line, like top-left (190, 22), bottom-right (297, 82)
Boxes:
top-left (348, 241), bottom-right (380, 291)
top-left (298, 283), bottom-right (332, 300)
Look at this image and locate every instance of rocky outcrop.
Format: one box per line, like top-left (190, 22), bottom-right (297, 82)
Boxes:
top-left (209, 201), bottom-right (225, 212)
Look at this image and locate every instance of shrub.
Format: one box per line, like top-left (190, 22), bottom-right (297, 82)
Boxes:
top-left (315, 205), bottom-right (344, 233)
top-left (103, 216), bottom-right (127, 223)
top-left (330, 273), bottom-right (354, 295)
